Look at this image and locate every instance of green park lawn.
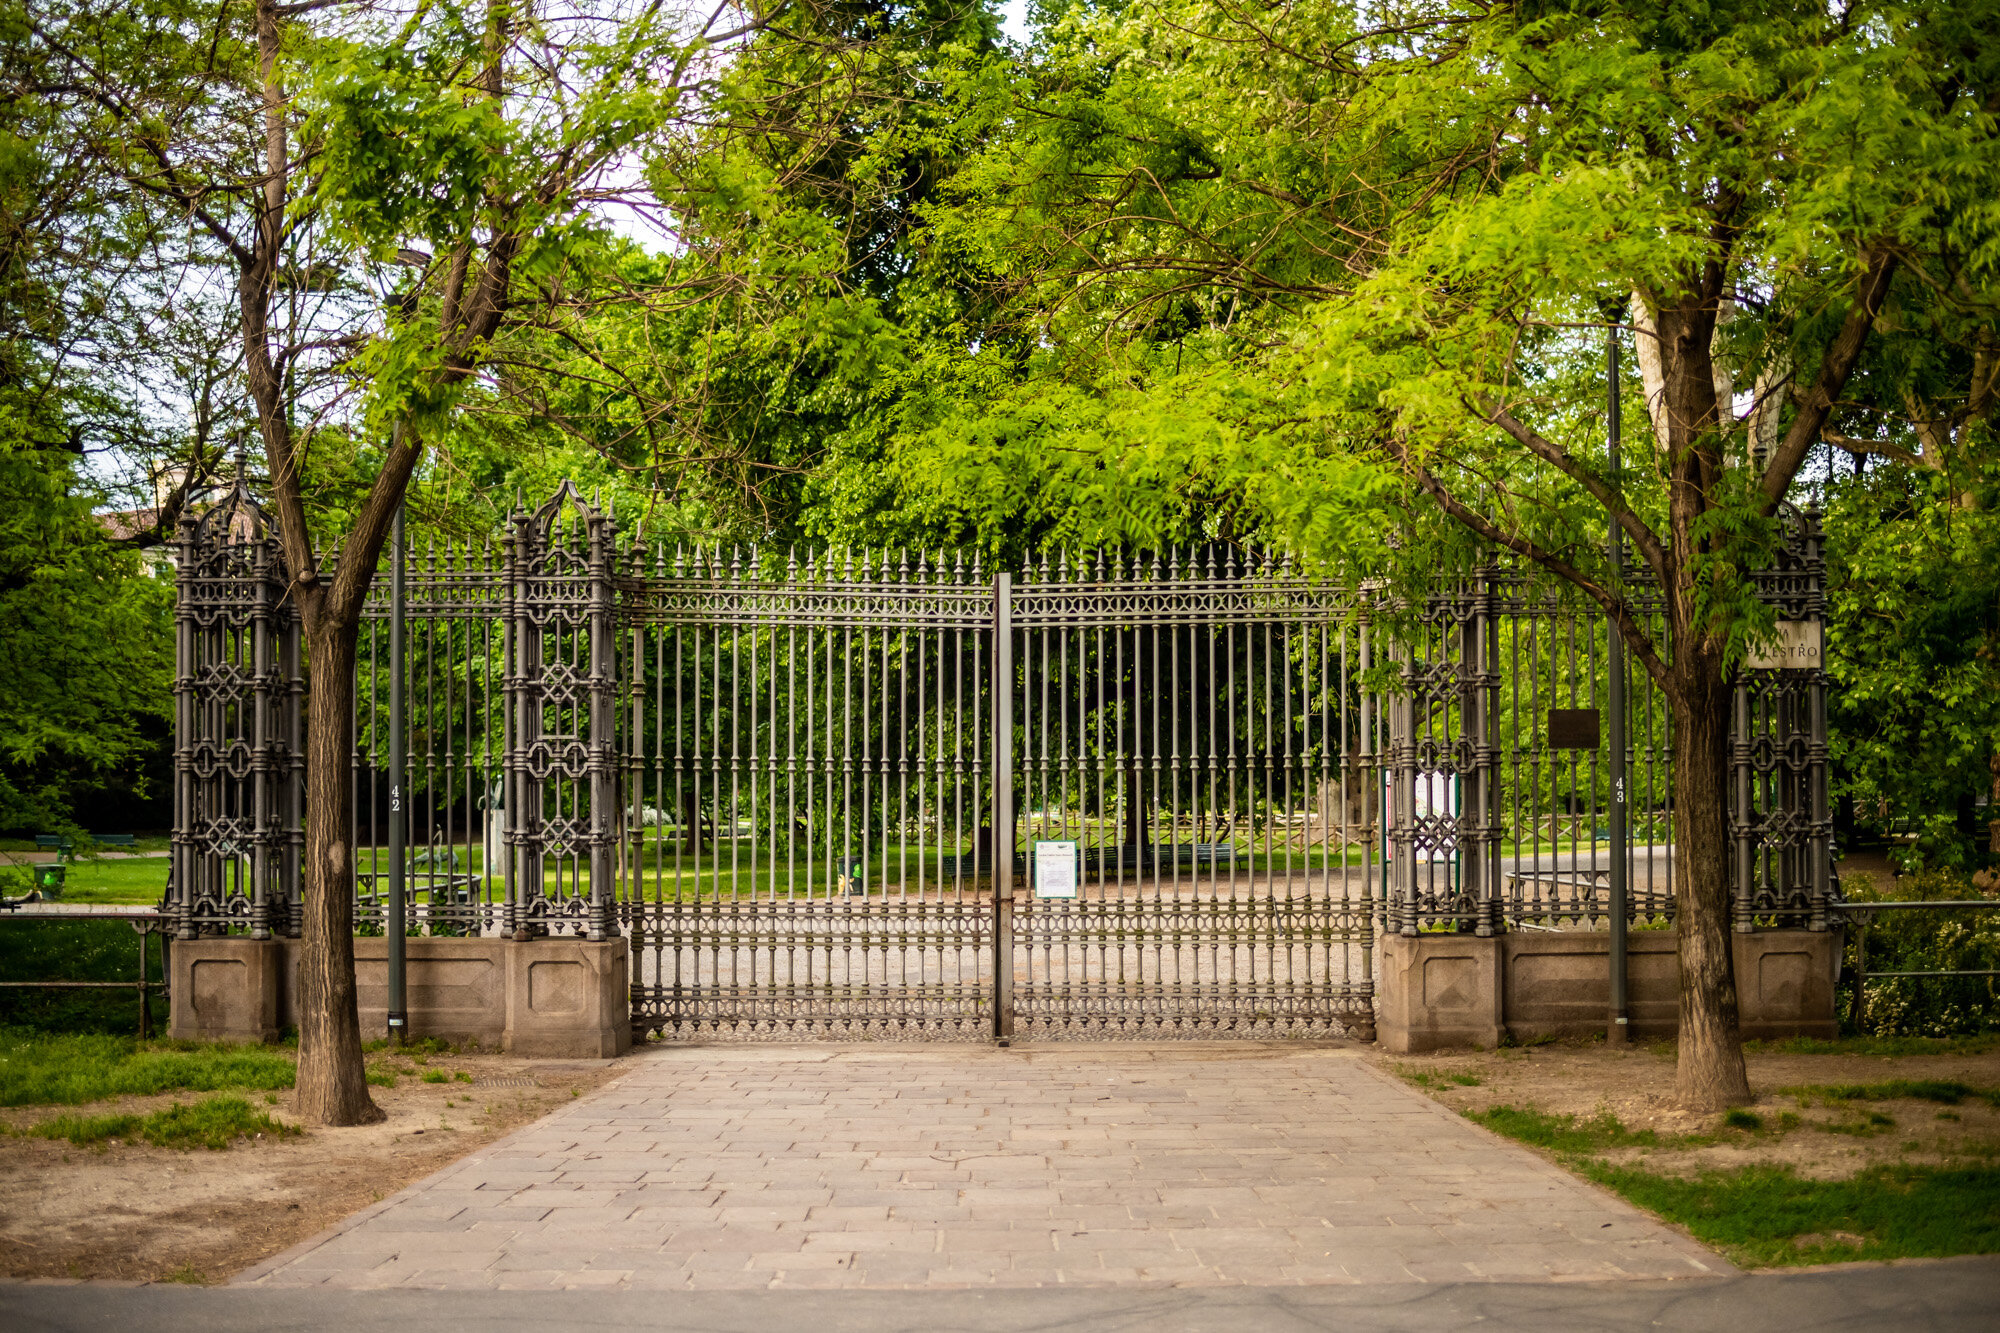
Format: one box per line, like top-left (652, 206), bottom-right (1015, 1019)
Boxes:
top-left (20, 830), bottom-right (1645, 909)
top-left (19, 839), bottom-right (1406, 906)
top-left (1384, 1036), bottom-right (2000, 1268)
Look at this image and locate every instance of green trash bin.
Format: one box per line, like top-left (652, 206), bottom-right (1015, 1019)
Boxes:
top-left (32, 863), bottom-right (64, 899)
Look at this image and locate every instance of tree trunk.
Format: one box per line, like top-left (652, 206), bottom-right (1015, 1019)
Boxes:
top-left (681, 788), bottom-right (708, 854)
top-left (1671, 662), bottom-right (1751, 1110)
top-left (293, 622), bottom-right (384, 1126)
top-left (1989, 750), bottom-right (2000, 856)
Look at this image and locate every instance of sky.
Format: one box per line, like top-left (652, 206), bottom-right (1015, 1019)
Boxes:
top-left (999, 0), bottom-right (1032, 42)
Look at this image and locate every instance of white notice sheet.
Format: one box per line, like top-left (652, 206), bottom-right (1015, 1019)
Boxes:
top-left (1034, 841), bottom-right (1079, 898)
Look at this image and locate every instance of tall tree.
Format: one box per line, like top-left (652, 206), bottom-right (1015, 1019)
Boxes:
top-left (31, 0), bottom-right (779, 1122)
top-left (889, 0), bottom-right (2000, 1106)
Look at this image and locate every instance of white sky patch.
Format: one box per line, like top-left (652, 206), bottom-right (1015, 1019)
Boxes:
top-left (999, 0), bottom-right (1033, 43)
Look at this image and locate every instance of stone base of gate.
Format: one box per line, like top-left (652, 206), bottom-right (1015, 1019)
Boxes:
top-left (168, 936), bottom-right (631, 1059)
top-left (168, 937), bottom-right (285, 1043)
top-left (1376, 928), bottom-right (1841, 1053)
top-left (345, 937), bottom-right (508, 1049)
top-left (502, 937), bottom-right (631, 1059)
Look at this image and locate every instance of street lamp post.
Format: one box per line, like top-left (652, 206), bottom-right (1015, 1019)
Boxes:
top-left (1608, 317), bottom-right (1630, 1045)
top-left (387, 498), bottom-right (408, 1044)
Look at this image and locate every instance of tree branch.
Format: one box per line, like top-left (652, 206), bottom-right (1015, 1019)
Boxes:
top-left (1475, 399), bottom-right (1671, 582)
top-left (1759, 247), bottom-right (1900, 511)
top-left (1387, 439), bottom-right (1677, 699)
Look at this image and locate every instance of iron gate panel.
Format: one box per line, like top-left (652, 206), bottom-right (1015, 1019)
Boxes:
top-left (1003, 552), bottom-right (1379, 1038)
top-left (619, 549), bottom-right (998, 1038)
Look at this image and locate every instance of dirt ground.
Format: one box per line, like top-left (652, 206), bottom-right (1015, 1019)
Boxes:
top-left (1368, 1040), bottom-right (2000, 1179)
top-left (0, 1049), bottom-right (624, 1284)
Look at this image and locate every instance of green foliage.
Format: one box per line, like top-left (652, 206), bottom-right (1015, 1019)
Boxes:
top-left (1724, 1108), bottom-right (1763, 1131)
top-left (1826, 466), bottom-right (2000, 870)
top-left (26, 1094), bottom-right (300, 1150)
top-left (0, 439), bottom-right (172, 835)
top-left (1842, 874), bottom-right (2000, 1038)
top-left (0, 1027), bottom-right (296, 1107)
top-left (0, 919), bottom-right (167, 1035)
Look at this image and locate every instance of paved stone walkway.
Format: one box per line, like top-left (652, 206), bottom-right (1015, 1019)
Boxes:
top-left (236, 1045), bottom-right (1728, 1291)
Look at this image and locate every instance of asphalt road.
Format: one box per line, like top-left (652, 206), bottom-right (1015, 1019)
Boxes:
top-left (7, 1258), bottom-right (2000, 1332)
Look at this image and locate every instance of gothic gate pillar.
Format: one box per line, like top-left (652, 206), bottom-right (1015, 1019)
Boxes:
top-left (505, 484), bottom-right (621, 942)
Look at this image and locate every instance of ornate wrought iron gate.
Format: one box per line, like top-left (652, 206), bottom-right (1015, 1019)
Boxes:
top-left (998, 553), bottom-right (1381, 1039)
top-left (169, 485), bottom-right (1834, 1043)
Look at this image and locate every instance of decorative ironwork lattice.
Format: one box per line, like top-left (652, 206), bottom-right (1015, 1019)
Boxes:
top-left (170, 483), bottom-right (302, 939)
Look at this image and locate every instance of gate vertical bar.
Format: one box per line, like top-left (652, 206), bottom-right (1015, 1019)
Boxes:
top-left (1732, 674), bottom-right (1755, 933)
top-left (1465, 563), bottom-right (1501, 937)
top-left (993, 571), bottom-right (1015, 1041)
top-left (1805, 516), bottom-right (1831, 931)
top-left (507, 502), bottom-right (538, 939)
top-left (1389, 640), bottom-right (1416, 937)
top-left (588, 502), bottom-right (617, 941)
top-left (248, 528), bottom-right (273, 941)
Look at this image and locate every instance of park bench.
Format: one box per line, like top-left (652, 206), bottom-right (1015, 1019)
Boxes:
top-left (32, 833), bottom-right (138, 861)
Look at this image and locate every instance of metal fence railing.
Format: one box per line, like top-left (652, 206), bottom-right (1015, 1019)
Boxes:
top-left (0, 904), bottom-right (170, 1037)
top-left (1835, 899), bottom-right (2000, 1032)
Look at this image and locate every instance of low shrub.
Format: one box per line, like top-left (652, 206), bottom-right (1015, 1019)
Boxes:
top-left (1841, 872), bottom-right (2000, 1038)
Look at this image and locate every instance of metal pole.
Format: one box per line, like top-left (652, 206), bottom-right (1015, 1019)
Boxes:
top-left (387, 498), bottom-right (408, 1044)
top-left (1607, 318), bottom-right (1629, 1045)
top-left (992, 572), bottom-right (1014, 1044)
top-left (137, 925), bottom-right (150, 1040)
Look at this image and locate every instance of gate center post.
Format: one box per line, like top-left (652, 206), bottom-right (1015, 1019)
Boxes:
top-left (993, 571), bottom-right (1015, 1042)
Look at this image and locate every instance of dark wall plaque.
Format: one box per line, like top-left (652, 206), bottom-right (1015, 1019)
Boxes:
top-left (1548, 708), bottom-right (1601, 751)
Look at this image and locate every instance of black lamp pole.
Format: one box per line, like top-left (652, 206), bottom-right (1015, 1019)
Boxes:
top-left (1608, 317), bottom-right (1630, 1045)
top-left (387, 495), bottom-right (408, 1044)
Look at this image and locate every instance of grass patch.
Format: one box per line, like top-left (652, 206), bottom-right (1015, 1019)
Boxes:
top-left (1780, 1079), bottom-right (1995, 1107)
top-left (1745, 1033), bottom-right (2000, 1058)
top-left (1724, 1108), bottom-right (1763, 1131)
top-left (9, 857), bottom-right (171, 906)
top-left (1581, 1162), bottom-right (2000, 1266)
top-left (1460, 1096), bottom-right (2000, 1267)
top-left (1467, 1104), bottom-right (1682, 1153)
top-left (0, 1028), bottom-right (295, 1107)
top-left (26, 1095), bottom-right (300, 1150)
top-left (1396, 1067), bottom-right (1484, 1091)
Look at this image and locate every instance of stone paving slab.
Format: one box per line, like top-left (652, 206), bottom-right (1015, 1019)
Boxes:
top-left (235, 1044), bottom-right (1730, 1291)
